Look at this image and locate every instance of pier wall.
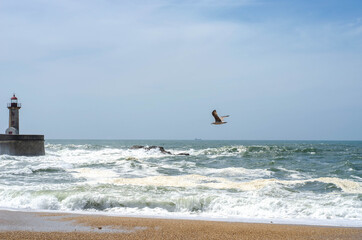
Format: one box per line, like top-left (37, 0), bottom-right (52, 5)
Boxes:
top-left (0, 134), bottom-right (45, 156)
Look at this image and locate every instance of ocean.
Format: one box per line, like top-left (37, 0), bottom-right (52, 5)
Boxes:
top-left (0, 140), bottom-right (361, 227)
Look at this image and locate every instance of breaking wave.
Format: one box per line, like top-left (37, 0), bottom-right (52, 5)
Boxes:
top-left (0, 140), bottom-right (361, 226)
top-left (0, 179), bottom-right (361, 224)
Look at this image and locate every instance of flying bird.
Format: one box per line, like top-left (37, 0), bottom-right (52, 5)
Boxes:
top-left (212, 110), bottom-right (229, 125)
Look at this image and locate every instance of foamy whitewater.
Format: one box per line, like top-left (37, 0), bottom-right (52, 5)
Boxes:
top-left (0, 140), bottom-right (361, 227)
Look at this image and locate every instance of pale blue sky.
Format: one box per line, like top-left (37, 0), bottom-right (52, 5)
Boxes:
top-left (1, 0), bottom-right (361, 140)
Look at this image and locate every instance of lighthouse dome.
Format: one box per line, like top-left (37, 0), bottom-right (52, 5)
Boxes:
top-left (6, 127), bottom-right (19, 135)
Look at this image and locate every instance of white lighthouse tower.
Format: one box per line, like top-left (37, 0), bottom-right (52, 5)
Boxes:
top-left (0, 94), bottom-right (44, 156)
top-left (6, 94), bottom-right (21, 135)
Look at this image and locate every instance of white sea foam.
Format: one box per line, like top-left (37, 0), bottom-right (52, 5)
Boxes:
top-left (199, 167), bottom-right (272, 179)
top-left (107, 175), bottom-right (362, 194)
top-left (0, 191), bottom-right (60, 210)
top-left (0, 141), bottom-right (361, 227)
top-left (1, 182), bottom-right (360, 226)
top-left (110, 175), bottom-right (272, 191)
top-left (71, 168), bottom-right (119, 182)
top-left (192, 146), bottom-right (248, 157)
top-left (46, 145), bottom-right (171, 169)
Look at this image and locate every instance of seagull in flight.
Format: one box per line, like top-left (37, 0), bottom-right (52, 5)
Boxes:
top-left (212, 110), bottom-right (229, 125)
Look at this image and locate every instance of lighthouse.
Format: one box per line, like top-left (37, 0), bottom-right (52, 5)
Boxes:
top-left (6, 94), bottom-right (21, 135)
top-left (0, 94), bottom-right (45, 156)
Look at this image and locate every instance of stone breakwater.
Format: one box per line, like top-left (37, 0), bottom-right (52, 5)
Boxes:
top-left (0, 134), bottom-right (45, 156)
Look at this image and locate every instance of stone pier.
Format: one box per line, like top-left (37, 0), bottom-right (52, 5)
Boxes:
top-left (0, 134), bottom-right (45, 156)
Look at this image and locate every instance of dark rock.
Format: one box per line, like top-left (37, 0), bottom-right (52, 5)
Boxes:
top-left (177, 153), bottom-right (190, 156)
top-left (130, 145), bottom-right (144, 149)
top-left (130, 145), bottom-right (189, 156)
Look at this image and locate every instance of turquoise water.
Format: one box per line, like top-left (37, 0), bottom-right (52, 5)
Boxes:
top-left (0, 140), bottom-right (361, 226)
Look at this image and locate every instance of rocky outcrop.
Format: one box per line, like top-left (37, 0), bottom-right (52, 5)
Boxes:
top-left (130, 145), bottom-right (190, 156)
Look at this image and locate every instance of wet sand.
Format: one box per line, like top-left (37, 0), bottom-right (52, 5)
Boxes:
top-left (0, 210), bottom-right (361, 240)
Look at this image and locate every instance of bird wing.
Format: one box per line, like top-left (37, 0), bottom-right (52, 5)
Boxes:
top-left (219, 115), bottom-right (230, 122)
top-left (212, 110), bottom-right (222, 122)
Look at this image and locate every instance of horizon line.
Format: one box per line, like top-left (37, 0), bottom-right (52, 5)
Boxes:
top-left (44, 138), bottom-right (362, 141)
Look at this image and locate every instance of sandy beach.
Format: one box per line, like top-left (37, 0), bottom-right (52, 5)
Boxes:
top-left (0, 210), bottom-right (360, 240)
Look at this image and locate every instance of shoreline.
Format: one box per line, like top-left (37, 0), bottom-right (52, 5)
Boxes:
top-left (1, 207), bottom-right (361, 228)
top-left (0, 210), bottom-right (361, 240)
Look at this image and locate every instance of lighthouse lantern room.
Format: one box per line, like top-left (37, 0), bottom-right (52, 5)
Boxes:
top-left (6, 94), bottom-right (21, 135)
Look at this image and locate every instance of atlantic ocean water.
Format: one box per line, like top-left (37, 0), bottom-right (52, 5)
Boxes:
top-left (0, 140), bottom-right (361, 227)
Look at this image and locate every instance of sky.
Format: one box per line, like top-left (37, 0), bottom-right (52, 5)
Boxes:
top-left (0, 0), bottom-right (361, 140)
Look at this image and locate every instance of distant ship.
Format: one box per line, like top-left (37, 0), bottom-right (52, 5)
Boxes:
top-left (194, 138), bottom-right (202, 141)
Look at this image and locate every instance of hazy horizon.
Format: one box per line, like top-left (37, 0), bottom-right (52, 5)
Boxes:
top-left (43, 138), bottom-right (362, 142)
top-left (1, 0), bottom-right (361, 140)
